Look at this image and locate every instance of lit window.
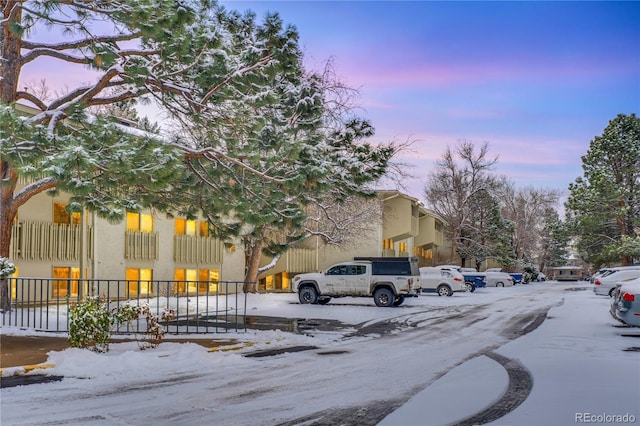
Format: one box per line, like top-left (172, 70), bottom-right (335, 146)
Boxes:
top-left (53, 203), bottom-right (80, 225)
top-left (126, 212), bottom-right (139, 231)
top-left (174, 269), bottom-right (219, 293)
top-left (52, 267), bottom-right (79, 297)
top-left (199, 221), bottom-right (208, 237)
top-left (127, 212), bottom-right (154, 233)
top-left (174, 268), bottom-right (197, 293)
top-left (126, 268), bottom-right (153, 295)
top-left (175, 218), bottom-right (197, 235)
top-left (199, 269), bottom-right (219, 292)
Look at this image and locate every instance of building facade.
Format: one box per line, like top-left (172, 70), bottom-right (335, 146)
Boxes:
top-left (8, 186), bottom-right (448, 300)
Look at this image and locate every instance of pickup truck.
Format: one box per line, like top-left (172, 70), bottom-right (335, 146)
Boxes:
top-left (293, 257), bottom-right (421, 307)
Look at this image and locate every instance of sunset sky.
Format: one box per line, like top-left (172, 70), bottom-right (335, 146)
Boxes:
top-left (19, 1), bottom-right (639, 202)
top-left (222, 1), bottom-right (639, 199)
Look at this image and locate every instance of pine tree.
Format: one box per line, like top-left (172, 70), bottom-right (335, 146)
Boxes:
top-left (566, 114), bottom-right (640, 267)
top-left (0, 1), bottom-right (398, 302)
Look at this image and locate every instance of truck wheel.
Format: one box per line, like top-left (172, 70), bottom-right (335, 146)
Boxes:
top-left (465, 282), bottom-right (475, 292)
top-left (437, 285), bottom-right (453, 297)
top-left (318, 297), bottom-right (331, 305)
top-left (299, 286), bottom-right (318, 304)
top-left (373, 288), bottom-right (395, 307)
top-left (393, 295), bottom-right (405, 306)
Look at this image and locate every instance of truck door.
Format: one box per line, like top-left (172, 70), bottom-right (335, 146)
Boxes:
top-left (346, 264), bottom-right (369, 295)
top-left (325, 264), bottom-right (350, 295)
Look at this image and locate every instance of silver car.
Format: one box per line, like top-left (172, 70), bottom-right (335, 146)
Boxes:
top-left (610, 277), bottom-right (640, 327)
top-left (485, 271), bottom-right (514, 287)
top-left (593, 267), bottom-right (640, 297)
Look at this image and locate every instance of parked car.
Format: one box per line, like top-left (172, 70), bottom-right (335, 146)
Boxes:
top-left (485, 267), bottom-right (522, 284)
top-left (509, 273), bottom-right (524, 284)
top-left (609, 277), bottom-right (640, 327)
top-left (459, 267), bottom-right (487, 290)
top-left (485, 271), bottom-right (514, 287)
top-left (419, 266), bottom-right (468, 296)
top-left (593, 267), bottom-right (640, 297)
top-left (434, 265), bottom-right (476, 292)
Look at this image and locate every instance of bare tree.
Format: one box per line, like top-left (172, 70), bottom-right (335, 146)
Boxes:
top-left (499, 183), bottom-right (561, 268)
top-left (424, 141), bottom-right (502, 264)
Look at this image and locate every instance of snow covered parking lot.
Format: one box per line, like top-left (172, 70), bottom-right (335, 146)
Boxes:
top-left (1, 281), bottom-right (639, 425)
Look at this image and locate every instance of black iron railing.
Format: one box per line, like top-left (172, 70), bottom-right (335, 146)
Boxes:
top-left (1, 278), bottom-right (250, 334)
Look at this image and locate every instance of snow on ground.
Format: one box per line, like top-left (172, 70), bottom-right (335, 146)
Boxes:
top-left (1, 281), bottom-right (639, 425)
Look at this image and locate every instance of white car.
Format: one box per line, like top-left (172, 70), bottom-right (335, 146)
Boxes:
top-left (419, 266), bottom-right (468, 296)
top-left (434, 264), bottom-right (475, 291)
top-left (485, 271), bottom-right (514, 287)
top-left (593, 267), bottom-right (640, 297)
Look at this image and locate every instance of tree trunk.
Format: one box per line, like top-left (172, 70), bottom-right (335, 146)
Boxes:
top-left (1, 1), bottom-right (21, 104)
top-left (243, 238), bottom-right (264, 293)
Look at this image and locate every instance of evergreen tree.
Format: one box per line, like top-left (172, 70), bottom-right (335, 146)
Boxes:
top-left (537, 207), bottom-right (570, 271)
top-left (0, 1), bottom-right (398, 302)
top-left (566, 114), bottom-right (640, 267)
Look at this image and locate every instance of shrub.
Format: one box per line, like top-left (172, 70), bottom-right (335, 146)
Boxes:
top-left (0, 257), bottom-right (16, 279)
top-left (69, 297), bottom-right (175, 352)
top-left (69, 296), bottom-right (112, 352)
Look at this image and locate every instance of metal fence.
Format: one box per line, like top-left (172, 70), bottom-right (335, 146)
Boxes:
top-left (1, 278), bottom-right (250, 334)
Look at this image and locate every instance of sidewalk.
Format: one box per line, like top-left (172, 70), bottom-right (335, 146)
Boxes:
top-left (1, 335), bottom-right (241, 372)
top-left (1, 335), bottom-right (68, 369)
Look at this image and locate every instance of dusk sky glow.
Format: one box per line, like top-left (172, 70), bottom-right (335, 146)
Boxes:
top-left (221, 1), bottom-right (640, 200)
top-left (20, 1), bottom-right (640, 203)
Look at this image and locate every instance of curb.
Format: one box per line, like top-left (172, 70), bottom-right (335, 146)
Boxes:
top-left (1, 363), bottom-right (56, 377)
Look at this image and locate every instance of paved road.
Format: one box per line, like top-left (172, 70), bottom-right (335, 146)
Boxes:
top-left (1, 286), bottom-right (563, 425)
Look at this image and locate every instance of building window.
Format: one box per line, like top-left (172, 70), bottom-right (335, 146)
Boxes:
top-left (126, 268), bottom-right (153, 296)
top-left (175, 218), bottom-right (209, 237)
top-left (127, 212), bottom-right (154, 233)
top-left (174, 268), bottom-right (219, 293)
top-left (53, 202), bottom-right (80, 225)
top-left (52, 267), bottom-right (80, 297)
top-left (175, 218), bottom-right (197, 235)
top-left (199, 221), bottom-right (209, 237)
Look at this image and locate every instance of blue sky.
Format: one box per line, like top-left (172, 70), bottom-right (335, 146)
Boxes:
top-left (19, 1), bottom-right (639, 201)
top-left (222, 1), bottom-right (640, 199)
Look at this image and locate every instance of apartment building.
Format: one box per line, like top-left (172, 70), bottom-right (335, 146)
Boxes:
top-left (255, 190), bottom-right (447, 292)
top-left (8, 185), bottom-right (448, 300)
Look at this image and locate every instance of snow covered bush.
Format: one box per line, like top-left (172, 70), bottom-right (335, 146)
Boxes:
top-left (0, 257), bottom-right (17, 312)
top-left (0, 257), bottom-right (16, 279)
top-left (69, 297), bottom-right (112, 352)
top-left (113, 303), bottom-right (175, 350)
top-left (69, 297), bottom-right (175, 352)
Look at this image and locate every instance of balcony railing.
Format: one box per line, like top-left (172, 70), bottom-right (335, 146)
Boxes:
top-left (174, 234), bottom-right (224, 264)
top-left (11, 221), bottom-right (93, 261)
top-left (125, 230), bottom-right (159, 260)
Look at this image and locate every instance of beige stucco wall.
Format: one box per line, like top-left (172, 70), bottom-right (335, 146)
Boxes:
top-left (382, 194), bottom-right (418, 241)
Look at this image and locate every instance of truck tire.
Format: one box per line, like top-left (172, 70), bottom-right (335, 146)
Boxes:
top-left (393, 295), bottom-right (405, 306)
top-left (465, 282), bottom-right (475, 292)
top-left (437, 285), bottom-right (453, 297)
top-left (299, 286), bottom-right (319, 304)
top-left (373, 287), bottom-right (395, 307)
